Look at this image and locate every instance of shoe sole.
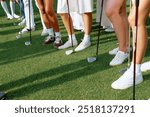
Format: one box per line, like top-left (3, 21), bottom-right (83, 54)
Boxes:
top-left (112, 78), bottom-right (143, 90)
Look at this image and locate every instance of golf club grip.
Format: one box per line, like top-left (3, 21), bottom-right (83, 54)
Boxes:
top-left (136, 0), bottom-right (139, 7)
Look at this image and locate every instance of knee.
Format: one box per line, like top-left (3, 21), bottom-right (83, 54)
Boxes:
top-left (128, 14), bottom-right (135, 27)
top-left (105, 7), bottom-right (117, 19)
top-left (39, 7), bottom-right (46, 15)
top-left (45, 8), bottom-right (54, 16)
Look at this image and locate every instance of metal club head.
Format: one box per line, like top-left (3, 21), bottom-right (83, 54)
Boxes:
top-left (65, 49), bottom-right (74, 55)
top-left (87, 57), bottom-right (97, 63)
top-left (25, 41), bottom-right (32, 46)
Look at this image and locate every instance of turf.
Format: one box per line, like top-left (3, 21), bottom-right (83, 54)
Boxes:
top-left (0, 1), bottom-right (150, 100)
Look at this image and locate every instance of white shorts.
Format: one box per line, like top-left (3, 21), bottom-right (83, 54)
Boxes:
top-left (57, 0), bottom-right (93, 14)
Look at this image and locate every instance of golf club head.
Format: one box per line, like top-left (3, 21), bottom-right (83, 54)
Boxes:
top-left (16, 34), bottom-right (22, 39)
top-left (119, 68), bottom-right (127, 75)
top-left (87, 57), bottom-right (97, 63)
top-left (65, 50), bottom-right (74, 55)
top-left (25, 41), bottom-right (32, 46)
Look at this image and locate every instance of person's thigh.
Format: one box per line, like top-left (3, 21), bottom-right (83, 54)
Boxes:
top-left (129, 0), bottom-right (150, 25)
top-left (106, 0), bottom-right (125, 12)
top-left (36, 0), bottom-right (44, 11)
top-left (44, 0), bottom-right (53, 12)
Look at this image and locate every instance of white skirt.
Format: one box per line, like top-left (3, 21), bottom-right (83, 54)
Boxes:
top-left (70, 12), bottom-right (84, 30)
top-left (57, 0), bottom-right (93, 14)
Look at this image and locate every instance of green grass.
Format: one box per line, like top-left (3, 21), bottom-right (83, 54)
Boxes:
top-left (0, 1), bottom-right (150, 100)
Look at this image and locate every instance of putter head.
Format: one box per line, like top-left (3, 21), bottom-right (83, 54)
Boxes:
top-left (87, 57), bottom-right (97, 63)
top-left (65, 50), bottom-right (74, 55)
top-left (25, 41), bottom-right (32, 46)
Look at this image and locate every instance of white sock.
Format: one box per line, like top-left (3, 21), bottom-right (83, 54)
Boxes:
top-left (55, 32), bottom-right (61, 37)
top-left (69, 34), bottom-right (76, 41)
top-left (10, 1), bottom-right (15, 16)
top-left (83, 34), bottom-right (90, 43)
top-left (118, 51), bottom-right (126, 54)
top-left (130, 63), bottom-right (141, 73)
top-left (47, 28), bottom-right (54, 36)
top-left (1, 1), bottom-right (11, 17)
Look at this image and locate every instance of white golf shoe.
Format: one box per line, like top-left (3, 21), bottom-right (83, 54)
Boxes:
top-left (41, 29), bottom-right (49, 36)
top-left (109, 47), bottom-right (119, 55)
top-left (13, 14), bottom-right (20, 19)
top-left (58, 39), bottom-right (78, 49)
top-left (7, 14), bottom-right (13, 19)
top-left (111, 68), bottom-right (143, 90)
top-left (141, 61), bottom-right (150, 72)
top-left (109, 51), bottom-right (128, 66)
top-left (19, 27), bottom-right (35, 35)
top-left (109, 46), bottom-right (132, 55)
top-left (18, 19), bottom-right (26, 26)
top-left (105, 27), bottom-right (114, 32)
top-left (75, 39), bottom-right (91, 52)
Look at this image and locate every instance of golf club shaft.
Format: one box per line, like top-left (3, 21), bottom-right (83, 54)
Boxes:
top-left (133, 0), bottom-right (139, 100)
top-left (29, 0), bottom-right (32, 44)
top-left (128, 0), bottom-right (132, 67)
top-left (66, 0), bottom-right (73, 47)
top-left (96, 0), bottom-right (104, 57)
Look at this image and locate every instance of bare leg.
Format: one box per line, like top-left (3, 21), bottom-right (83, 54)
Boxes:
top-left (44, 0), bottom-right (60, 32)
top-left (83, 13), bottom-right (92, 35)
top-left (129, 0), bottom-right (150, 64)
top-left (36, 0), bottom-right (51, 29)
top-left (106, 0), bottom-right (128, 52)
top-left (59, 13), bottom-right (74, 35)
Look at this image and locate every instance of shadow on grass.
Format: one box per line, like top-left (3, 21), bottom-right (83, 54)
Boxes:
top-left (0, 52), bottom-right (111, 99)
top-left (143, 73), bottom-right (150, 82)
top-left (0, 34), bottom-right (59, 66)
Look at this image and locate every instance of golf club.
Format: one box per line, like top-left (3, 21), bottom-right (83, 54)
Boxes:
top-left (65, 0), bottom-right (75, 55)
top-left (0, 92), bottom-right (6, 100)
top-left (133, 0), bottom-right (139, 100)
top-left (25, 0), bottom-right (32, 46)
top-left (87, 0), bottom-right (104, 63)
top-left (119, 0), bottom-right (132, 74)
